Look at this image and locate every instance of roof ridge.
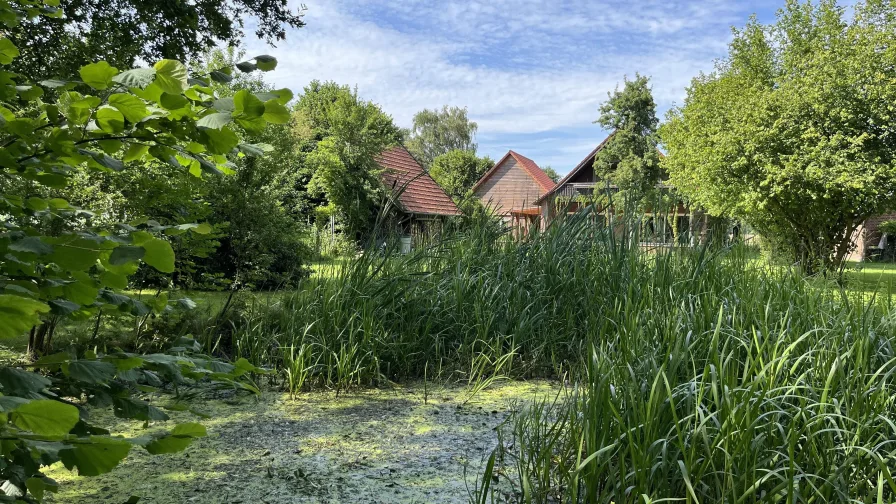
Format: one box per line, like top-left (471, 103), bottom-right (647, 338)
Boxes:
top-left (472, 150), bottom-right (555, 194)
top-left (508, 150), bottom-right (556, 192)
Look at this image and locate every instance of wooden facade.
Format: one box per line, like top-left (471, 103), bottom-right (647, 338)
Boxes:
top-left (472, 151), bottom-right (556, 235)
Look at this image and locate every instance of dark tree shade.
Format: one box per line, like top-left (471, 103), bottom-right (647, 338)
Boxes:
top-left (8, 0), bottom-right (305, 80)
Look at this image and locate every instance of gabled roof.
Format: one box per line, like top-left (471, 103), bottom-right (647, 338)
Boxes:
top-left (376, 146), bottom-right (460, 216)
top-left (535, 133), bottom-right (615, 205)
top-left (471, 150), bottom-right (556, 194)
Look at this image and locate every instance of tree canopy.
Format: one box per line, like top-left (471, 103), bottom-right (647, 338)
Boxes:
top-left (429, 149), bottom-right (494, 202)
top-left (660, 0), bottom-right (896, 272)
top-left (296, 81), bottom-right (403, 237)
top-left (541, 166), bottom-right (561, 183)
top-left (8, 0), bottom-right (305, 80)
top-left (593, 74), bottom-right (662, 204)
top-left (406, 105), bottom-right (478, 168)
top-left (0, 1), bottom-right (284, 496)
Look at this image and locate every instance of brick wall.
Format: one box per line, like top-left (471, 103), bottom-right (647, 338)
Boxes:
top-left (848, 212), bottom-right (896, 261)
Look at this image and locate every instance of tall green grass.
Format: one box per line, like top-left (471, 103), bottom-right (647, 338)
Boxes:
top-left (182, 207), bottom-right (894, 501)
top-left (465, 214), bottom-right (896, 503)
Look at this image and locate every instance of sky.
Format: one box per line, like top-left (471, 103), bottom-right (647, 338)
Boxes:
top-left (245, 0), bottom-right (784, 175)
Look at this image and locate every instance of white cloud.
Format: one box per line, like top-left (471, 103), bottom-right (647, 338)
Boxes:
top-left (246, 0), bottom-right (776, 171)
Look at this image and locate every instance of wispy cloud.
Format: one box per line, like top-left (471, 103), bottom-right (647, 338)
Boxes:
top-left (247, 0), bottom-right (782, 172)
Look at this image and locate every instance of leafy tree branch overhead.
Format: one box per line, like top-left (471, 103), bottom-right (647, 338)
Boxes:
top-left (0, 0), bottom-right (291, 499)
top-left (6, 0), bottom-right (306, 81)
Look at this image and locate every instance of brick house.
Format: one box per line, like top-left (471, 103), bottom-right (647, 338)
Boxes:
top-left (471, 150), bottom-right (556, 233)
top-left (376, 146), bottom-right (460, 250)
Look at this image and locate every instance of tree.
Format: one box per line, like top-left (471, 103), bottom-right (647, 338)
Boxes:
top-left (406, 105), bottom-right (478, 168)
top-left (541, 166), bottom-right (561, 183)
top-left (660, 0), bottom-right (896, 273)
top-left (297, 81), bottom-right (403, 237)
top-left (8, 0), bottom-right (305, 81)
top-left (429, 150), bottom-right (494, 201)
top-left (0, 0), bottom-right (283, 497)
top-left (593, 74), bottom-right (662, 204)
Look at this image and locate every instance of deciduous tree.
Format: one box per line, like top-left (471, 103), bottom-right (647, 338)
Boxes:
top-left (7, 0), bottom-right (305, 81)
top-left (593, 74), bottom-right (662, 205)
top-left (406, 105), bottom-right (478, 168)
top-left (297, 82), bottom-right (403, 237)
top-left (660, 0), bottom-right (896, 273)
top-left (429, 149), bottom-right (494, 201)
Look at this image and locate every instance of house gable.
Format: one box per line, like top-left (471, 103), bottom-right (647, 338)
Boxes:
top-left (472, 151), bottom-right (554, 216)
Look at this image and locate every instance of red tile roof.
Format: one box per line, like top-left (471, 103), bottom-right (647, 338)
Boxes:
top-left (377, 146), bottom-right (460, 216)
top-left (471, 150), bottom-right (556, 194)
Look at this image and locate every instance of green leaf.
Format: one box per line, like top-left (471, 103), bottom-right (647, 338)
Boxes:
top-left (96, 106), bottom-right (125, 133)
top-left (48, 237), bottom-right (104, 271)
top-left (0, 295), bottom-right (49, 339)
top-left (48, 299), bottom-right (80, 316)
top-left (79, 61), bottom-right (118, 91)
top-left (109, 245), bottom-right (145, 265)
top-left (123, 144), bottom-right (149, 162)
top-left (59, 437), bottom-right (131, 476)
top-left (85, 150), bottom-right (125, 172)
top-left (112, 397), bottom-right (169, 421)
top-left (233, 90), bottom-right (265, 118)
top-left (238, 143), bottom-right (274, 156)
top-left (254, 55), bottom-right (277, 71)
top-left (271, 88), bottom-right (294, 104)
top-left (0, 38), bottom-right (20, 64)
top-left (209, 70), bottom-right (232, 83)
top-left (0, 367), bottom-right (51, 398)
top-left (109, 94), bottom-right (149, 123)
top-left (159, 92), bottom-right (188, 110)
top-left (67, 360), bottom-right (117, 384)
top-left (0, 396), bottom-right (29, 412)
top-left (201, 127), bottom-right (239, 155)
top-left (263, 99), bottom-right (290, 124)
top-left (26, 476), bottom-right (59, 501)
top-left (196, 112), bottom-right (232, 130)
top-left (153, 59), bottom-right (188, 95)
top-left (26, 197), bottom-right (48, 211)
top-left (40, 79), bottom-right (70, 88)
top-left (112, 68), bottom-right (156, 89)
top-left (141, 238), bottom-right (175, 273)
top-left (9, 236), bottom-right (53, 255)
top-left (144, 422), bottom-right (206, 454)
top-left (235, 61), bottom-right (257, 73)
top-left (11, 400), bottom-right (79, 436)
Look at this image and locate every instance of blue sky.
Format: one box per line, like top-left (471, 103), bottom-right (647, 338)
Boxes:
top-left (247, 0), bottom-right (784, 175)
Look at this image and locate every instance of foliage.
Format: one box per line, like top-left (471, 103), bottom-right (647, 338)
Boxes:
top-left (174, 209), bottom-right (895, 503)
top-left (540, 166), bottom-right (560, 183)
top-left (297, 81), bottom-right (403, 238)
top-left (197, 48), bottom-right (312, 289)
top-left (406, 105), bottom-right (478, 168)
top-left (660, 0), bottom-right (896, 274)
top-left (7, 0), bottom-right (305, 81)
top-left (593, 73), bottom-right (662, 204)
top-left (880, 221), bottom-right (896, 236)
top-left (0, 0), bottom-right (287, 498)
top-left (429, 149), bottom-right (494, 201)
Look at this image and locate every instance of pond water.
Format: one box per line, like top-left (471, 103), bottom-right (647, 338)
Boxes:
top-left (48, 381), bottom-right (559, 503)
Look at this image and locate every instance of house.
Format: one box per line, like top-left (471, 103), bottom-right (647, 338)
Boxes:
top-left (376, 146), bottom-right (460, 250)
top-left (535, 134), bottom-right (705, 245)
top-left (849, 213), bottom-right (896, 261)
top-left (471, 150), bottom-right (556, 233)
